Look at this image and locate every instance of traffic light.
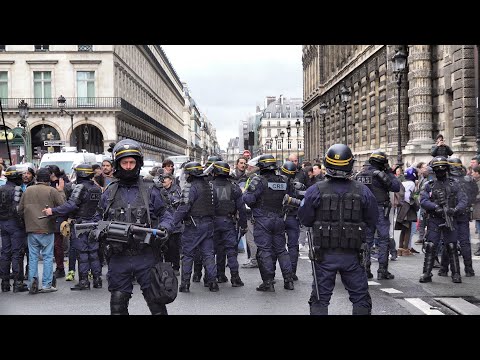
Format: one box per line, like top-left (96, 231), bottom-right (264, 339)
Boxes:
top-left (34, 146), bottom-right (42, 159)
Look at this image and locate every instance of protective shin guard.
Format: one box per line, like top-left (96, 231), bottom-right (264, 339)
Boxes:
top-left (110, 291), bottom-right (131, 315)
top-left (464, 259), bottom-right (475, 277)
top-left (438, 247), bottom-right (450, 276)
top-left (309, 299), bottom-right (328, 315)
top-left (447, 243), bottom-right (462, 283)
top-left (419, 242), bottom-right (435, 283)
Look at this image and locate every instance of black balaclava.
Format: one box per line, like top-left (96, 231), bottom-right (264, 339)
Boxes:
top-left (434, 166), bottom-right (448, 180)
top-left (115, 158), bottom-right (141, 185)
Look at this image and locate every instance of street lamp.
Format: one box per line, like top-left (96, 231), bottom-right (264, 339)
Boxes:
top-left (319, 102), bottom-right (328, 161)
top-left (295, 118), bottom-right (301, 163)
top-left (391, 46), bottom-right (408, 168)
top-left (274, 135), bottom-right (278, 161)
top-left (18, 100), bottom-right (32, 162)
top-left (280, 130), bottom-right (285, 164)
top-left (304, 113), bottom-right (312, 161)
top-left (57, 95), bottom-right (75, 149)
top-left (340, 83), bottom-right (351, 145)
top-left (286, 123), bottom-right (291, 160)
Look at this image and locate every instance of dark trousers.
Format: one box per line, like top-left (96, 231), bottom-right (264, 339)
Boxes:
top-left (54, 233), bottom-right (64, 270)
top-left (164, 233), bottom-right (181, 271)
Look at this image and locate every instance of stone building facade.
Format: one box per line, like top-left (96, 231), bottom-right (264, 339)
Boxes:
top-left (302, 45), bottom-right (478, 170)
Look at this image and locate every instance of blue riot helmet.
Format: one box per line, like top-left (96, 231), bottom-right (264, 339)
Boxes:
top-left (431, 156), bottom-right (449, 179)
top-left (281, 161), bottom-right (297, 179)
top-left (183, 161), bottom-right (205, 178)
top-left (324, 144), bottom-right (355, 179)
top-left (404, 167), bottom-right (418, 181)
top-left (213, 161), bottom-right (231, 177)
top-left (74, 163), bottom-right (95, 179)
top-left (369, 150), bottom-right (388, 170)
top-left (257, 154), bottom-right (278, 172)
top-left (112, 139), bottom-right (144, 180)
top-left (447, 157), bottom-right (465, 176)
top-left (205, 155), bottom-right (222, 168)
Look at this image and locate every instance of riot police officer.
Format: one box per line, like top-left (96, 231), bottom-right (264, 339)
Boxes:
top-left (439, 157), bottom-right (478, 277)
top-left (355, 150), bottom-right (401, 280)
top-left (298, 144), bottom-right (378, 315)
top-left (173, 161), bottom-right (219, 293)
top-left (96, 139), bottom-right (172, 315)
top-left (419, 156), bottom-right (468, 283)
top-left (242, 154), bottom-right (294, 292)
top-left (0, 166), bottom-right (28, 292)
top-left (211, 161), bottom-right (247, 287)
top-left (43, 164), bottom-right (103, 290)
top-left (280, 161), bottom-right (303, 281)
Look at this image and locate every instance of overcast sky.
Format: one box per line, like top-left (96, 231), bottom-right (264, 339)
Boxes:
top-left (161, 45), bottom-right (303, 150)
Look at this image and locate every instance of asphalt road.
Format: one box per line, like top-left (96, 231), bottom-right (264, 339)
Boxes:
top-left (2, 230), bottom-right (480, 315)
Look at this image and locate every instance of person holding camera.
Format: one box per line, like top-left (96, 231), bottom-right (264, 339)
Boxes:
top-left (355, 150), bottom-right (401, 280)
top-left (431, 134), bottom-right (453, 158)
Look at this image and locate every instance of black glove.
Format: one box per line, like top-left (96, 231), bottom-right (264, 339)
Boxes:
top-left (240, 227), bottom-right (248, 236)
top-left (156, 226), bottom-right (169, 241)
top-left (88, 230), bottom-right (97, 243)
top-left (446, 208), bottom-right (456, 216)
top-left (373, 170), bottom-right (392, 188)
top-left (434, 206), bottom-right (444, 216)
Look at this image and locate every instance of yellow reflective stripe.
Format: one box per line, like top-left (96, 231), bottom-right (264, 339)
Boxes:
top-left (213, 164), bottom-right (230, 173)
top-left (325, 155), bottom-right (352, 166)
top-left (4, 171), bottom-right (17, 176)
top-left (74, 168), bottom-right (94, 173)
top-left (185, 166), bottom-right (203, 171)
top-left (370, 153), bottom-right (385, 160)
top-left (115, 149), bottom-right (141, 157)
top-left (259, 158), bottom-right (276, 163)
top-left (448, 162), bottom-right (462, 167)
top-left (433, 160), bottom-right (448, 166)
top-left (281, 167), bottom-right (296, 175)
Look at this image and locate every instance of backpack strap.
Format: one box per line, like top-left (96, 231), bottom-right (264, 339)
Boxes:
top-left (102, 181), bottom-right (119, 220)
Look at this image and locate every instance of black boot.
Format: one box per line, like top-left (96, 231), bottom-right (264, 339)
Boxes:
top-left (54, 268), bottom-right (65, 279)
top-left (352, 306), bottom-right (371, 315)
top-left (464, 259), bottom-right (475, 277)
top-left (144, 288), bottom-right (168, 315)
top-left (179, 281), bottom-right (190, 292)
top-left (365, 247), bottom-right (373, 279)
top-left (419, 242), bottom-right (435, 283)
top-left (230, 271), bottom-right (244, 287)
top-left (13, 277), bottom-right (28, 293)
top-left (309, 296), bottom-right (328, 315)
top-left (447, 242), bottom-right (462, 283)
top-left (192, 272), bottom-right (202, 282)
top-left (256, 279), bottom-right (275, 292)
top-left (438, 247), bottom-right (450, 276)
top-left (377, 260), bottom-right (394, 280)
top-left (93, 276), bottom-right (102, 288)
top-left (283, 276), bottom-right (295, 290)
top-left (1, 279), bottom-right (11, 292)
top-left (110, 291), bottom-right (131, 315)
top-left (216, 272), bottom-right (228, 283)
top-left (71, 275), bottom-right (91, 290)
top-left (209, 281), bottom-right (219, 292)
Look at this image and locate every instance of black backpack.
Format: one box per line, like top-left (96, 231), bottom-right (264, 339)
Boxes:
top-left (149, 262), bottom-right (178, 304)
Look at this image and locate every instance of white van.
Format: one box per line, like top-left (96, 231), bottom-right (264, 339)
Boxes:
top-left (39, 149), bottom-right (97, 179)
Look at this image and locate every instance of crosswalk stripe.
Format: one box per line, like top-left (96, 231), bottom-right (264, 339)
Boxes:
top-left (368, 281), bottom-right (381, 286)
top-left (405, 298), bottom-right (444, 315)
top-left (380, 288), bottom-right (403, 294)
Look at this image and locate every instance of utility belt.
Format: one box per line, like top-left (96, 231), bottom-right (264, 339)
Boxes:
top-left (107, 242), bottom-right (151, 257)
top-left (184, 215), bottom-right (214, 226)
top-left (262, 208), bottom-right (284, 218)
top-left (378, 200), bottom-right (391, 218)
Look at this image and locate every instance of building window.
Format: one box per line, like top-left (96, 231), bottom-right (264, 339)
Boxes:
top-left (287, 140), bottom-right (292, 150)
top-left (34, 45), bottom-right (49, 51)
top-left (33, 71), bottom-right (52, 106)
top-left (0, 45), bottom-right (5, 52)
top-left (277, 141), bottom-right (282, 150)
top-left (267, 128), bottom-right (271, 137)
top-left (276, 112), bottom-right (281, 118)
top-left (266, 112), bottom-right (271, 118)
top-left (0, 72), bottom-right (7, 102)
top-left (267, 142), bottom-right (272, 150)
top-left (298, 140), bottom-right (302, 150)
top-left (267, 121), bottom-right (270, 127)
top-left (286, 104), bottom-right (290, 111)
top-left (78, 45), bottom-right (93, 51)
top-left (287, 113), bottom-right (291, 118)
top-left (277, 121), bottom-right (280, 127)
top-left (77, 71), bottom-right (95, 106)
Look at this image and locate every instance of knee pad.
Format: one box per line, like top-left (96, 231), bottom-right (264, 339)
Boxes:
top-left (110, 291), bottom-right (131, 315)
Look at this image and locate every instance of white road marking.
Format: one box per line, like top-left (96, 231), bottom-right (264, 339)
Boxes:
top-left (405, 298), bottom-right (444, 315)
top-left (380, 288), bottom-right (403, 294)
top-left (368, 281), bottom-right (381, 286)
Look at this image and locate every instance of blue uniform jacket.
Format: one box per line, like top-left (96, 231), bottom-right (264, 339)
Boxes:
top-left (420, 178), bottom-right (468, 214)
top-left (51, 179), bottom-right (96, 219)
top-left (230, 183), bottom-right (248, 229)
top-left (298, 178), bottom-right (379, 231)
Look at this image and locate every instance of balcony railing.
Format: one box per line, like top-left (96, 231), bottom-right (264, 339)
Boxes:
top-left (0, 97), bottom-right (122, 110)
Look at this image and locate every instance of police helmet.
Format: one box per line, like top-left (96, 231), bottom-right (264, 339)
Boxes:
top-left (257, 154), bottom-right (278, 171)
top-left (404, 167), bottom-right (418, 181)
top-left (447, 157), bottom-right (464, 176)
top-left (324, 144), bottom-right (355, 178)
top-left (183, 161), bottom-right (205, 177)
top-left (431, 156), bottom-right (449, 171)
top-left (281, 161), bottom-right (297, 178)
top-left (213, 161), bottom-right (231, 177)
top-left (205, 155), bottom-right (223, 168)
top-left (112, 139), bottom-right (144, 169)
top-left (4, 166), bottom-right (22, 180)
top-left (74, 163), bottom-right (95, 178)
top-left (369, 150), bottom-right (388, 166)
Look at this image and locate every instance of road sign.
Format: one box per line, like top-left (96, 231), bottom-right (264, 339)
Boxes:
top-left (44, 140), bottom-right (66, 147)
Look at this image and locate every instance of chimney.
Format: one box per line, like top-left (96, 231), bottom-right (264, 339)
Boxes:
top-left (279, 94), bottom-right (283, 104)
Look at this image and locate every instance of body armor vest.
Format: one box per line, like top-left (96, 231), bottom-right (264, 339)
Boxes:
top-left (106, 182), bottom-right (150, 226)
top-left (312, 180), bottom-right (366, 250)
top-left (76, 182), bottom-right (102, 219)
top-left (355, 167), bottom-right (389, 203)
top-left (213, 178), bottom-right (236, 216)
top-left (429, 178), bottom-right (457, 210)
top-left (258, 174), bottom-right (287, 215)
top-left (190, 178), bottom-right (215, 217)
top-left (0, 183), bottom-right (16, 220)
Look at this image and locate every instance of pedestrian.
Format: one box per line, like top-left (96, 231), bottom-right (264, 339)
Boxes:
top-left (17, 167), bottom-right (66, 293)
top-left (298, 144), bottom-right (378, 315)
top-left (242, 154), bottom-right (294, 292)
top-left (419, 156), bottom-right (467, 283)
top-left (354, 150), bottom-right (401, 280)
top-left (431, 134), bottom-right (453, 158)
top-left (174, 161), bottom-right (219, 293)
top-left (471, 165), bottom-right (480, 256)
top-left (95, 139), bottom-right (172, 315)
top-left (101, 159), bottom-right (114, 187)
top-left (19, 167), bottom-right (36, 283)
top-left (42, 164), bottom-right (104, 290)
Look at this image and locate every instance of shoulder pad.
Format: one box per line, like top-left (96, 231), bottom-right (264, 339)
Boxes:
top-left (464, 176), bottom-right (472, 183)
top-left (246, 176), bottom-right (261, 192)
